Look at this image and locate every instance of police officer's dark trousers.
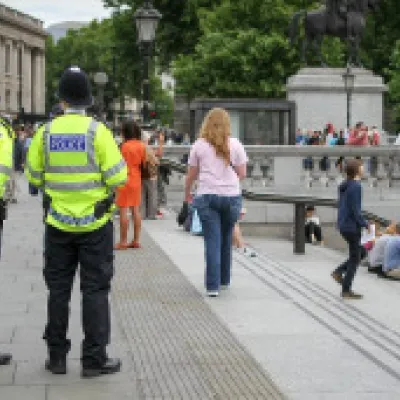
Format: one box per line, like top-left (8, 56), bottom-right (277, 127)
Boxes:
top-left (44, 221), bottom-right (114, 368)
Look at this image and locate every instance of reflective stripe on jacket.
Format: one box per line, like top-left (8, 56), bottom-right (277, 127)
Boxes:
top-left (26, 114), bottom-right (127, 232)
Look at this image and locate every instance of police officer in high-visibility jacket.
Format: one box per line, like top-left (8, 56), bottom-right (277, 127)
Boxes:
top-left (0, 118), bottom-right (13, 366)
top-left (26, 66), bottom-right (127, 378)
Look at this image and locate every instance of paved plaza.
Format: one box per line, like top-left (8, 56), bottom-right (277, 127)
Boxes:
top-left (1, 178), bottom-right (400, 399)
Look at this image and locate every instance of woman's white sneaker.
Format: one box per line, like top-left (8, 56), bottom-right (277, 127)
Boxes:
top-left (207, 290), bottom-right (219, 297)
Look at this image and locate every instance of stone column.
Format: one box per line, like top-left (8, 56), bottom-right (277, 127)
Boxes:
top-left (31, 49), bottom-right (37, 113)
top-left (32, 49), bottom-right (45, 115)
top-left (38, 50), bottom-right (45, 114)
top-left (11, 40), bottom-right (18, 114)
top-left (0, 36), bottom-right (5, 114)
top-left (23, 45), bottom-right (32, 113)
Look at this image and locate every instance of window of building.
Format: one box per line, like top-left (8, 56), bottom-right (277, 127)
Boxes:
top-left (5, 90), bottom-right (11, 111)
top-left (5, 44), bottom-right (11, 74)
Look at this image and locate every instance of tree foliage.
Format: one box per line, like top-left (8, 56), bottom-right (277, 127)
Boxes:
top-left (388, 41), bottom-right (400, 130)
top-left (102, 0), bottom-right (216, 68)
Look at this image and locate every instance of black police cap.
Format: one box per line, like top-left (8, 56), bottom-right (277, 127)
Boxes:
top-left (58, 66), bottom-right (93, 107)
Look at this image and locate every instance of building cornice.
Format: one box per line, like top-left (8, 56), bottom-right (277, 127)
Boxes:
top-left (0, 3), bottom-right (47, 38)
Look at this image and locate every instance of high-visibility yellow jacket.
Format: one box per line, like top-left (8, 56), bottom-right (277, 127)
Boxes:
top-left (0, 123), bottom-right (13, 199)
top-left (26, 114), bottom-right (127, 233)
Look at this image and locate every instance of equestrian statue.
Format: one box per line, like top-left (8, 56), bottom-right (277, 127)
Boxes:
top-left (289, 0), bottom-right (380, 67)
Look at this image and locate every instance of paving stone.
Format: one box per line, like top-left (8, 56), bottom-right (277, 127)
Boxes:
top-left (0, 302), bottom-right (27, 315)
top-left (0, 363), bottom-right (15, 385)
top-left (0, 385), bottom-right (45, 400)
top-left (0, 326), bottom-right (14, 344)
top-left (47, 382), bottom-right (140, 400)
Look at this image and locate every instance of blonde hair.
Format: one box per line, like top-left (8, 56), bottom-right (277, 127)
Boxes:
top-left (200, 108), bottom-right (231, 165)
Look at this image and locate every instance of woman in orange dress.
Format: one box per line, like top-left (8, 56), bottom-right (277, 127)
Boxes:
top-left (114, 120), bottom-right (146, 250)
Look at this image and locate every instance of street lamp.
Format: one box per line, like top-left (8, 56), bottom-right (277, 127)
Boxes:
top-left (93, 71), bottom-right (108, 120)
top-left (342, 66), bottom-right (355, 129)
top-left (134, 1), bottom-right (162, 124)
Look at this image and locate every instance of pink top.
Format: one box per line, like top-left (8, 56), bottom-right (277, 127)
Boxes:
top-left (188, 137), bottom-right (248, 196)
top-left (348, 129), bottom-right (369, 146)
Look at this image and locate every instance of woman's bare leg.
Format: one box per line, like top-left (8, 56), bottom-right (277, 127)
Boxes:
top-left (118, 207), bottom-right (129, 245)
top-left (131, 206), bottom-right (142, 244)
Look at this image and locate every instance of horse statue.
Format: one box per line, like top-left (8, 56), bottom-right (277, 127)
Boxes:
top-left (289, 0), bottom-right (380, 67)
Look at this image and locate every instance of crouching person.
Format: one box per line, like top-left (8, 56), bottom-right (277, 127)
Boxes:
top-left (382, 227), bottom-right (400, 280)
top-left (367, 222), bottom-right (398, 274)
top-left (305, 205), bottom-right (323, 245)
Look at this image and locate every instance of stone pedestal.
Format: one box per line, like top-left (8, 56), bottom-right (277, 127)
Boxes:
top-left (286, 68), bottom-right (387, 131)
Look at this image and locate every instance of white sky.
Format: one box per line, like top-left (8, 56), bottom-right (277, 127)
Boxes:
top-left (2, 0), bottom-right (112, 27)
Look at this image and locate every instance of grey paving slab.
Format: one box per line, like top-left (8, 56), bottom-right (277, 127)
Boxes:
top-left (288, 393), bottom-right (400, 400)
top-left (0, 385), bottom-right (45, 400)
top-left (0, 363), bottom-right (15, 385)
top-left (0, 302), bottom-right (27, 316)
top-left (47, 382), bottom-right (140, 400)
top-left (0, 327), bottom-right (14, 344)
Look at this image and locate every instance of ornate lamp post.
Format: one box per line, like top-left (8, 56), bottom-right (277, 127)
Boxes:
top-left (93, 72), bottom-right (108, 120)
top-left (342, 66), bottom-right (355, 129)
top-left (134, 1), bottom-right (162, 124)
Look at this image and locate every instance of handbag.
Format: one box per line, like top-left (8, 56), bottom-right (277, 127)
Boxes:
top-left (141, 146), bottom-right (158, 180)
top-left (190, 209), bottom-right (203, 236)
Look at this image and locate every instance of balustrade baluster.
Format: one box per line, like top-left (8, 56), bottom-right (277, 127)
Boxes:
top-left (250, 157), bottom-right (264, 187)
top-left (376, 156), bottom-right (390, 189)
top-left (326, 156), bottom-right (340, 187)
top-left (389, 157), bottom-right (400, 188)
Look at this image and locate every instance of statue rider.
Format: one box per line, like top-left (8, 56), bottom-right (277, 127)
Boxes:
top-left (326, 0), bottom-right (348, 20)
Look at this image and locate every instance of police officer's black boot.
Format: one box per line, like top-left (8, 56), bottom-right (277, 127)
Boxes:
top-left (81, 357), bottom-right (122, 378)
top-left (0, 353), bottom-right (12, 365)
top-left (45, 353), bottom-right (67, 374)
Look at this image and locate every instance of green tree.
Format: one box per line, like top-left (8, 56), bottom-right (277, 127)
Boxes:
top-left (102, 0), bottom-right (216, 68)
top-left (45, 18), bottom-right (142, 114)
top-left (388, 40), bottom-right (400, 130)
top-left (173, 0), bottom-right (309, 99)
top-left (361, 0), bottom-right (400, 80)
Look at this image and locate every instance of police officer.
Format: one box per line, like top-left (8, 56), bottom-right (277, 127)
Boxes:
top-left (0, 117), bottom-right (13, 366)
top-left (26, 66), bottom-right (127, 378)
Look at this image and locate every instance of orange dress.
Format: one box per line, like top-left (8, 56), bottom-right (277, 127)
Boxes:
top-left (116, 140), bottom-right (146, 207)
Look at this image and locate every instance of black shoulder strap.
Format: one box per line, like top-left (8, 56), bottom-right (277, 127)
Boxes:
top-left (0, 119), bottom-right (13, 139)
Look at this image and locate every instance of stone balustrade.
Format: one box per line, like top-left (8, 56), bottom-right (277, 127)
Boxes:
top-left (161, 145), bottom-right (400, 192)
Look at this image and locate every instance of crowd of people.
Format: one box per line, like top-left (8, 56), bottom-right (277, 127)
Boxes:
top-left (296, 122), bottom-right (381, 147)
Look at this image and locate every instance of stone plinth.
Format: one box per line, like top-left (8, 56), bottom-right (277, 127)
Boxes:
top-left (286, 68), bottom-right (387, 131)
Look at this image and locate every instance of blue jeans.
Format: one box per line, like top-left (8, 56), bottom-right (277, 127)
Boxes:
top-left (334, 231), bottom-right (362, 292)
top-left (194, 195), bottom-right (242, 291)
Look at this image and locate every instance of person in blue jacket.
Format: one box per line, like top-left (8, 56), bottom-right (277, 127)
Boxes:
top-left (331, 159), bottom-right (369, 299)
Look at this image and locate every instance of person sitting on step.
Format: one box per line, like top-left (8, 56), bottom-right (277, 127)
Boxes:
top-left (382, 226), bottom-right (400, 280)
top-left (305, 205), bottom-right (323, 245)
top-left (367, 222), bottom-right (398, 275)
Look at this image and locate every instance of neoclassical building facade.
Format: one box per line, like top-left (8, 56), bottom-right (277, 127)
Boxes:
top-left (0, 3), bottom-right (46, 117)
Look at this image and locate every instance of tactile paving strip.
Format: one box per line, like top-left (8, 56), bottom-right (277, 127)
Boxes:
top-left (112, 229), bottom-right (286, 399)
